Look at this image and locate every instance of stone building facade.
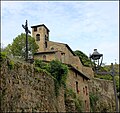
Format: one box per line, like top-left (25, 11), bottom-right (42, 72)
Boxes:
top-left (31, 24), bottom-right (94, 111)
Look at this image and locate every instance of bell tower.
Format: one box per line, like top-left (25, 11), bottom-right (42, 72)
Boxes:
top-left (31, 24), bottom-right (50, 52)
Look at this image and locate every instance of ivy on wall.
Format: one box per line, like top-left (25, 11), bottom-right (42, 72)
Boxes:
top-left (64, 88), bottom-right (84, 112)
top-left (1, 52), bottom-right (14, 70)
top-left (34, 59), bottom-right (68, 96)
top-left (89, 92), bottom-right (99, 112)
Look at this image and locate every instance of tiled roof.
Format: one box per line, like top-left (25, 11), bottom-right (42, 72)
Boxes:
top-left (31, 24), bottom-right (50, 32)
top-left (34, 51), bottom-right (57, 55)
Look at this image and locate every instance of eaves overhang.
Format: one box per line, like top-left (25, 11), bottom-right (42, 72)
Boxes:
top-left (67, 64), bottom-right (90, 80)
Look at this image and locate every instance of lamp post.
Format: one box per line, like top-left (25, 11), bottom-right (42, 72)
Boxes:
top-left (90, 49), bottom-right (119, 112)
top-left (22, 20), bottom-right (31, 61)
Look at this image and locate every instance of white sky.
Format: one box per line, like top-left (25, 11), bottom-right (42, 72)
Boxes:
top-left (1, 1), bottom-right (119, 65)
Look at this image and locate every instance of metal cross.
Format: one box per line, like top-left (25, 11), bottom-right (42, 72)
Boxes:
top-left (22, 20), bottom-right (31, 61)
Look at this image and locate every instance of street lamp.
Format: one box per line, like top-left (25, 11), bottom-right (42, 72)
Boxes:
top-left (89, 49), bottom-right (103, 71)
top-left (90, 49), bottom-right (119, 112)
top-left (22, 20), bottom-right (31, 61)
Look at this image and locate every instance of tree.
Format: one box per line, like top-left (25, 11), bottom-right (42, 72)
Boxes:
top-left (4, 33), bottom-right (39, 58)
top-left (2, 44), bottom-right (12, 55)
top-left (74, 50), bottom-right (92, 67)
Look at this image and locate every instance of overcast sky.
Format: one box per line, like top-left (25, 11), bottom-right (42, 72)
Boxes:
top-left (1, 1), bottom-right (119, 65)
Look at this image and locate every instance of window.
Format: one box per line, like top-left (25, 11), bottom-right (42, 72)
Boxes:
top-left (85, 86), bottom-right (88, 95)
top-left (83, 88), bottom-right (85, 94)
top-left (61, 53), bottom-right (64, 55)
top-left (34, 27), bottom-right (37, 31)
top-left (47, 29), bottom-right (49, 34)
top-left (45, 35), bottom-right (49, 41)
top-left (45, 35), bottom-right (47, 40)
top-left (43, 55), bottom-right (46, 60)
top-left (36, 34), bottom-right (40, 41)
top-left (85, 100), bottom-right (87, 109)
top-left (51, 47), bottom-right (54, 50)
top-left (45, 41), bottom-right (47, 48)
top-left (76, 81), bottom-right (79, 93)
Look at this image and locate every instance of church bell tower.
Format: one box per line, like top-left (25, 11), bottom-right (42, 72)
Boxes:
top-left (31, 24), bottom-right (50, 52)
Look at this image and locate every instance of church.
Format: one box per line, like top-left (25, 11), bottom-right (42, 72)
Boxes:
top-left (31, 24), bottom-right (94, 112)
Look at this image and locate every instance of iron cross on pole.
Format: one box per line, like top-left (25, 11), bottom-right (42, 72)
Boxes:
top-left (22, 20), bottom-right (31, 61)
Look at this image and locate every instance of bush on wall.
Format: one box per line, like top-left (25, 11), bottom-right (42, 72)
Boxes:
top-left (64, 88), bottom-right (84, 112)
top-left (34, 59), bottom-right (68, 96)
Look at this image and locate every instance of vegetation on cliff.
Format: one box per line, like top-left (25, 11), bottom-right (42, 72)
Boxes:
top-left (34, 59), bottom-right (68, 96)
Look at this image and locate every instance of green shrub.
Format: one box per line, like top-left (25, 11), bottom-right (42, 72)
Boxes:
top-left (34, 59), bottom-right (48, 70)
top-left (74, 98), bottom-right (84, 112)
top-left (7, 60), bottom-right (14, 70)
top-left (74, 50), bottom-right (92, 67)
top-left (65, 88), bottom-right (84, 112)
top-left (89, 92), bottom-right (99, 112)
top-left (34, 59), bottom-right (68, 96)
top-left (48, 60), bottom-right (68, 96)
top-left (0, 52), bottom-right (7, 62)
top-left (65, 88), bottom-right (76, 99)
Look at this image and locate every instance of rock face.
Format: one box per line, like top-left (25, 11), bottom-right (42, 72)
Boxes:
top-left (0, 58), bottom-right (66, 112)
top-left (88, 78), bottom-right (116, 112)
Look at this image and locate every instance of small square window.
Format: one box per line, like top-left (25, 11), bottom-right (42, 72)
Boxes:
top-left (34, 27), bottom-right (37, 31)
top-left (43, 55), bottom-right (46, 60)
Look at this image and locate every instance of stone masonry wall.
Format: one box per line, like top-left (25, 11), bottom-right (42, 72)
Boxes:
top-left (82, 66), bottom-right (94, 78)
top-left (0, 58), bottom-right (65, 112)
top-left (66, 69), bottom-right (90, 112)
top-left (88, 78), bottom-right (116, 112)
top-left (1, 57), bottom-right (117, 112)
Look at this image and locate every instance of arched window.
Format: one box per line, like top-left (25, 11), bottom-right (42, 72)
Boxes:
top-left (51, 47), bottom-right (54, 50)
top-left (36, 34), bottom-right (40, 41)
top-left (43, 55), bottom-right (46, 60)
